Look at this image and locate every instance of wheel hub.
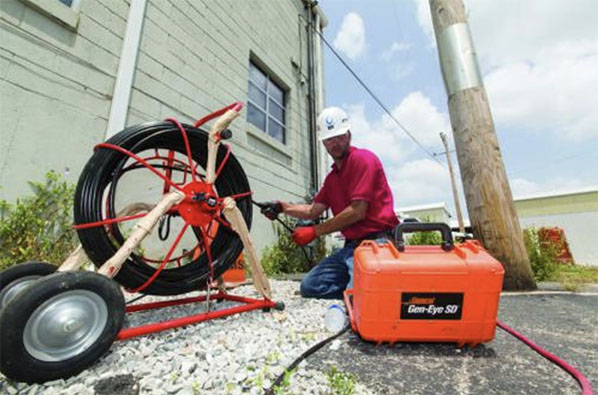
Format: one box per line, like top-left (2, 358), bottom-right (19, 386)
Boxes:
top-left (0, 275), bottom-right (42, 309)
top-left (177, 181), bottom-right (220, 227)
top-left (23, 290), bottom-right (108, 362)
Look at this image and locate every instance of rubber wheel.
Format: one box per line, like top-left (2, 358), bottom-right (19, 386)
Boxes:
top-left (0, 272), bottom-right (125, 384)
top-left (74, 122), bottom-right (252, 295)
top-left (0, 262), bottom-right (57, 310)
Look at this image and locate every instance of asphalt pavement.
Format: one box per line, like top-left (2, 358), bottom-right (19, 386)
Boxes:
top-left (308, 292), bottom-right (598, 394)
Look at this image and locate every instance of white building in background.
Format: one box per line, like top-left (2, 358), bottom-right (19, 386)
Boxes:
top-left (396, 202), bottom-right (452, 223)
top-left (398, 186), bottom-right (598, 266)
top-left (514, 186), bottom-right (598, 267)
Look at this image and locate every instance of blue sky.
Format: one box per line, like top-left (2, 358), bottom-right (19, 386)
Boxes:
top-left (318, 0), bottom-right (598, 216)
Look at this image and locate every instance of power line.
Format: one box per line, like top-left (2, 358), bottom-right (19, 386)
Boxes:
top-left (433, 149), bottom-right (456, 157)
top-left (311, 27), bottom-right (444, 166)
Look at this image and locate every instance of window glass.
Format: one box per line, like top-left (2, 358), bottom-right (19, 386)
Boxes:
top-left (269, 99), bottom-right (284, 123)
top-left (249, 63), bottom-right (267, 90)
top-left (268, 82), bottom-right (284, 105)
top-left (58, 0), bottom-right (74, 6)
top-left (247, 61), bottom-right (286, 143)
top-left (268, 117), bottom-right (284, 143)
top-left (248, 82), bottom-right (266, 109)
top-left (247, 103), bottom-right (266, 131)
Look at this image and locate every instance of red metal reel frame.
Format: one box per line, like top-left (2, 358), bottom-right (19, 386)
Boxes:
top-left (73, 102), bottom-right (252, 293)
top-left (117, 293), bottom-right (276, 340)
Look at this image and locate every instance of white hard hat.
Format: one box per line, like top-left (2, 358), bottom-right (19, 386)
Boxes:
top-left (317, 107), bottom-right (351, 141)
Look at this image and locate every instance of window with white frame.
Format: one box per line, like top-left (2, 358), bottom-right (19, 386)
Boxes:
top-left (19, 0), bottom-right (81, 30)
top-left (247, 61), bottom-right (286, 144)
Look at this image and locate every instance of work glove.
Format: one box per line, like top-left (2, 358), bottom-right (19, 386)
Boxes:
top-left (292, 226), bottom-right (317, 246)
top-left (259, 201), bottom-right (283, 220)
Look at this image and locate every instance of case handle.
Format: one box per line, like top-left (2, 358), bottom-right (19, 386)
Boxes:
top-left (394, 222), bottom-right (454, 252)
top-left (343, 289), bottom-right (357, 332)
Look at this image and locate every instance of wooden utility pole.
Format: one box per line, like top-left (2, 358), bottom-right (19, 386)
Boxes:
top-left (430, 0), bottom-right (536, 290)
top-left (440, 132), bottom-right (465, 234)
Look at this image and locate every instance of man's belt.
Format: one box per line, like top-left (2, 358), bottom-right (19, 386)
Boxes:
top-left (344, 229), bottom-right (393, 248)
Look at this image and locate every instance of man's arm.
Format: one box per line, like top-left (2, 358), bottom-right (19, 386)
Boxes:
top-left (313, 200), bottom-right (368, 236)
top-left (282, 202), bottom-right (327, 220)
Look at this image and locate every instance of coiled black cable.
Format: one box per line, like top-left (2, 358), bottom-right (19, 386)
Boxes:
top-left (74, 122), bottom-right (252, 295)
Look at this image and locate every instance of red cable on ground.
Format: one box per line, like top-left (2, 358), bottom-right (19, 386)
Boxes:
top-left (497, 320), bottom-right (593, 395)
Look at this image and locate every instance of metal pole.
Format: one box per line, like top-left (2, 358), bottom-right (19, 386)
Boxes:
top-left (440, 132), bottom-right (465, 234)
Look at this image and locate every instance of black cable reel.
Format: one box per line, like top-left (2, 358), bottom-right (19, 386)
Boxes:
top-left (74, 122), bottom-right (252, 295)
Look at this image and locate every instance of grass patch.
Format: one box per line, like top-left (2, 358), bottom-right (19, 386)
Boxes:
top-left (549, 264), bottom-right (598, 291)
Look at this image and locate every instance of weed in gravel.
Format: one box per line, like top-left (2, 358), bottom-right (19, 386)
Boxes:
top-left (266, 350), bottom-right (281, 364)
top-left (273, 368), bottom-right (295, 394)
top-left (225, 382), bottom-right (236, 394)
top-left (301, 332), bottom-right (316, 342)
top-left (327, 366), bottom-right (356, 395)
top-left (191, 381), bottom-right (201, 394)
top-left (252, 366), bottom-right (269, 388)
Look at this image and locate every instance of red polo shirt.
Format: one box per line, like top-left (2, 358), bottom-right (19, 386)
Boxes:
top-left (314, 146), bottom-right (399, 240)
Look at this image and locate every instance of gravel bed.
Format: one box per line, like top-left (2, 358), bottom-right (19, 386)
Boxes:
top-left (0, 280), bottom-right (372, 395)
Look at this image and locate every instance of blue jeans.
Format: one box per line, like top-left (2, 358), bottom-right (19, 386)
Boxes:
top-left (300, 245), bottom-right (356, 299)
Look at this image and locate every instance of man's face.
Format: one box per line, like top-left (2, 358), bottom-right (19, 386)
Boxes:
top-left (322, 131), bottom-right (351, 160)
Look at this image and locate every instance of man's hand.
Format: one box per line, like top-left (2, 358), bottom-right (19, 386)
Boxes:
top-left (259, 201), bottom-right (283, 220)
top-left (292, 226), bottom-right (317, 246)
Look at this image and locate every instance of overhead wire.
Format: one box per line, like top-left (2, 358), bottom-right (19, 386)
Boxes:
top-left (310, 25), bottom-right (444, 167)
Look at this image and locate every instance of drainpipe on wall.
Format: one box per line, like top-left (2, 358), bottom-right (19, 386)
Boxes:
top-left (105, 0), bottom-right (148, 139)
top-left (304, 1), bottom-right (319, 194)
top-left (312, 6), bottom-right (328, 189)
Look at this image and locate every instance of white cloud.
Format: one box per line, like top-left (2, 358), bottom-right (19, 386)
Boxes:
top-left (413, 0), bottom-right (434, 44)
top-left (390, 159), bottom-right (449, 207)
top-left (344, 91), bottom-right (450, 165)
top-left (380, 41), bottom-right (411, 60)
top-left (485, 42), bottom-right (598, 141)
top-left (411, 0), bottom-right (598, 141)
top-left (465, 0), bottom-right (598, 68)
top-left (332, 12), bottom-right (366, 60)
top-left (389, 63), bottom-right (415, 81)
top-left (389, 91), bottom-right (450, 146)
top-left (345, 104), bottom-right (410, 166)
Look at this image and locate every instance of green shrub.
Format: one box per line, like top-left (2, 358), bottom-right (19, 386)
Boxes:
top-left (0, 171), bottom-right (78, 270)
top-left (261, 218), bottom-right (328, 276)
top-left (522, 227), bottom-right (559, 281)
top-left (405, 216), bottom-right (443, 246)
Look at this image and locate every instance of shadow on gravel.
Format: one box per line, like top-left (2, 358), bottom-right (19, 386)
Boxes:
top-left (94, 374), bottom-right (139, 395)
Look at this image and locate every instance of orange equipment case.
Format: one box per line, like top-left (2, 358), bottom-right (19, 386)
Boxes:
top-left (343, 223), bottom-right (504, 347)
